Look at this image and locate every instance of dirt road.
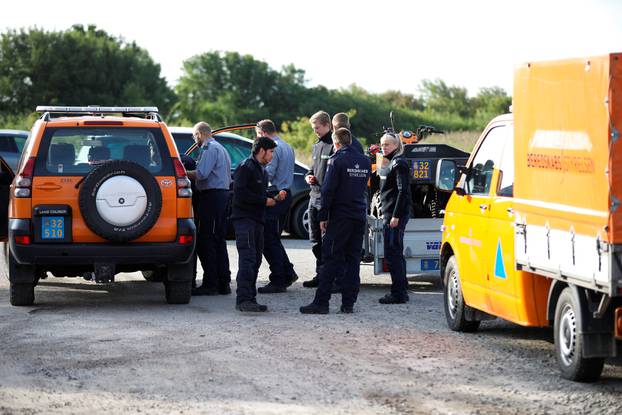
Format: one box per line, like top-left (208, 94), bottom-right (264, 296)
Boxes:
top-left (0, 238), bottom-right (621, 414)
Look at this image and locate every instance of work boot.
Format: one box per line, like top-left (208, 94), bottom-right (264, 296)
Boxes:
top-left (340, 305), bottom-right (354, 314)
top-left (192, 285), bottom-right (219, 296)
top-left (258, 283), bottom-right (286, 294)
top-left (378, 293), bottom-right (409, 304)
top-left (299, 302), bottom-right (329, 314)
top-left (285, 270), bottom-right (299, 287)
top-left (236, 300), bottom-right (268, 312)
top-left (302, 276), bottom-right (319, 288)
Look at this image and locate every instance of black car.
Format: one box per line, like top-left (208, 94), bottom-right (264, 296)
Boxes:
top-left (0, 129), bottom-right (28, 171)
top-left (169, 127), bottom-right (310, 239)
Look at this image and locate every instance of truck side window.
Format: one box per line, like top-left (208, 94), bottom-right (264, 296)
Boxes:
top-left (497, 127), bottom-right (514, 197)
top-left (465, 126), bottom-right (506, 195)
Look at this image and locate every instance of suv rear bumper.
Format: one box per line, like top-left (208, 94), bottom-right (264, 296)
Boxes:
top-left (9, 218), bottom-right (195, 266)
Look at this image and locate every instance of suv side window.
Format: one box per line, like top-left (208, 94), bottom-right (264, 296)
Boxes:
top-left (465, 126), bottom-right (507, 195)
top-left (217, 137), bottom-right (250, 170)
top-left (497, 126), bottom-right (514, 197)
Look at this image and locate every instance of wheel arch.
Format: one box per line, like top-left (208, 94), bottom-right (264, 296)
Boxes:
top-left (440, 242), bottom-right (455, 287)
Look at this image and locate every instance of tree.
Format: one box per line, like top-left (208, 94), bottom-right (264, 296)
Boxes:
top-left (471, 86), bottom-right (512, 118)
top-left (0, 25), bottom-right (175, 115)
top-left (419, 79), bottom-right (472, 118)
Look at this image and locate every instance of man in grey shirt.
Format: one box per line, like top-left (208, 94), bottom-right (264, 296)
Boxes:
top-left (187, 121), bottom-right (233, 296)
top-left (255, 119), bottom-right (299, 293)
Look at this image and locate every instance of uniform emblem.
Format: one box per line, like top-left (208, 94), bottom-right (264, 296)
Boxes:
top-left (355, 163), bottom-right (359, 169)
top-left (160, 179), bottom-right (173, 187)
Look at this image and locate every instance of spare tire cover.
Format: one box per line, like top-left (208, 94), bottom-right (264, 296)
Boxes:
top-left (79, 160), bottom-right (162, 242)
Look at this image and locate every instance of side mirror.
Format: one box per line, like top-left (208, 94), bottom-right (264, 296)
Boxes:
top-left (435, 159), bottom-right (458, 192)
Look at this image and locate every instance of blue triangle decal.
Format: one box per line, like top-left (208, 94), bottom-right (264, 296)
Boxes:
top-left (494, 239), bottom-right (507, 279)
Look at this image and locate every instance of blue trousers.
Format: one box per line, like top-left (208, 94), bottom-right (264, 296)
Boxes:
top-left (196, 190), bottom-right (230, 290)
top-left (383, 217), bottom-right (409, 299)
top-left (264, 190), bottom-right (295, 286)
top-left (233, 218), bottom-right (264, 304)
top-left (313, 218), bottom-right (366, 308)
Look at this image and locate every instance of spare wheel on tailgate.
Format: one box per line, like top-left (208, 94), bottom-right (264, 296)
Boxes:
top-left (79, 160), bottom-right (162, 242)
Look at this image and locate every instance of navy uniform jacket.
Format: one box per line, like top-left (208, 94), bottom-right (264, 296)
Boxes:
top-left (318, 145), bottom-right (371, 223)
top-left (350, 135), bottom-right (364, 155)
top-left (231, 156), bottom-right (268, 224)
top-left (380, 152), bottom-right (411, 224)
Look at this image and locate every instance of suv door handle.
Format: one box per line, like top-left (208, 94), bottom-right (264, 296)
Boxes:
top-left (479, 204), bottom-right (488, 211)
top-left (36, 182), bottom-right (62, 191)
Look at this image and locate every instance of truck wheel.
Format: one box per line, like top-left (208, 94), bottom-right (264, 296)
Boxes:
top-left (554, 287), bottom-right (604, 382)
top-left (10, 282), bottom-right (35, 306)
top-left (164, 280), bottom-right (192, 304)
top-left (370, 191), bottom-right (382, 219)
top-left (444, 256), bottom-right (480, 332)
top-left (290, 199), bottom-right (309, 239)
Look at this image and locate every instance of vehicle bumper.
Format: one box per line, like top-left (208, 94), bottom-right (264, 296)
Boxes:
top-left (9, 218), bottom-right (195, 266)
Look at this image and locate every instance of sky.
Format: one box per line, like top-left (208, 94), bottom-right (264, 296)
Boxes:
top-left (2, 0), bottom-right (621, 97)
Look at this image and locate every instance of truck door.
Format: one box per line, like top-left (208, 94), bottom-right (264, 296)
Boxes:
top-left (0, 155), bottom-right (15, 241)
top-left (453, 124), bottom-right (507, 312)
top-left (482, 124), bottom-right (520, 321)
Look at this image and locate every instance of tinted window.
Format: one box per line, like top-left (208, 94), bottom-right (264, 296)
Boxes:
top-left (465, 126), bottom-right (507, 195)
top-left (37, 127), bottom-right (172, 175)
top-left (0, 134), bottom-right (26, 153)
top-left (216, 137), bottom-right (250, 169)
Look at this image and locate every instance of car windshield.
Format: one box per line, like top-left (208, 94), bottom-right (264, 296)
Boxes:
top-left (39, 127), bottom-right (170, 175)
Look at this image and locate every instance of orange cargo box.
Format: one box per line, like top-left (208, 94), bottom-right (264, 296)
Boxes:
top-left (513, 53), bottom-right (622, 296)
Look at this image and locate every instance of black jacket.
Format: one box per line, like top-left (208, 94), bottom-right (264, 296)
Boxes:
top-left (380, 151), bottom-right (411, 224)
top-left (318, 146), bottom-right (371, 223)
top-left (231, 156), bottom-right (268, 223)
top-left (351, 135), bottom-right (364, 155)
top-left (305, 131), bottom-right (333, 201)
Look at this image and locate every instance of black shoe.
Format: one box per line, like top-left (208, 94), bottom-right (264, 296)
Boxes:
top-left (285, 270), bottom-right (299, 287)
top-left (258, 283), bottom-right (286, 294)
top-left (302, 277), bottom-right (319, 288)
top-left (378, 293), bottom-right (409, 304)
top-left (236, 300), bottom-right (268, 312)
top-left (299, 302), bottom-right (329, 314)
top-left (340, 305), bottom-right (354, 314)
top-left (218, 285), bottom-right (231, 295)
top-left (192, 286), bottom-right (219, 296)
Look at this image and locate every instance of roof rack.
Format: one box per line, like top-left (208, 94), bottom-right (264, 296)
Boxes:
top-left (35, 106), bottom-right (162, 122)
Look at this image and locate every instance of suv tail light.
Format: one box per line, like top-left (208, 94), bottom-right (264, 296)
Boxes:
top-left (173, 158), bottom-right (192, 198)
top-left (14, 157), bottom-right (36, 198)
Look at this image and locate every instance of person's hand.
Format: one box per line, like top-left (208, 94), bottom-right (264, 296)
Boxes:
top-left (278, 190), bottom-right (287, 200)
top-left (266, 198), bottom-right (276, 207)
top-left (320, 220), bottom-right (328, 233)
top-left (306, 175), bottom-right (317, 185)
top-left (389, 217), bottom-right (399, 228)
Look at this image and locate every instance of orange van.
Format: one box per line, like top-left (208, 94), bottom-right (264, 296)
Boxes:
top-left (0, 106), bottom-right (195, 306)
top-left (438, 54), bottom-right (622, 382)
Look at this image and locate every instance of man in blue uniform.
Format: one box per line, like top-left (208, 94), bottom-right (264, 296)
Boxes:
top-left (187, 122), bottom-right (232, 296)
top-left (332, 112), bottom-right (364, 154)
top-left (231, 136), bottom-right (277, 312)
top-left (300, 128), bottom-right (371, 314)
top-left (255, 119), bottom-right (299, 293)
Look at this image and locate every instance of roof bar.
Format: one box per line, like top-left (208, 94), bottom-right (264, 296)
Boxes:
top-left (35, 106), bottom-right (159, 113)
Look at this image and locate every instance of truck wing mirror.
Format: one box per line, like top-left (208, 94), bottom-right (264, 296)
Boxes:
top-left (435, 159), bottom-right (459, 192)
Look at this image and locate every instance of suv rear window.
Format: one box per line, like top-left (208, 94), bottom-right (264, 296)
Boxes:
top-left (36, 127), bottom-right (173, 176)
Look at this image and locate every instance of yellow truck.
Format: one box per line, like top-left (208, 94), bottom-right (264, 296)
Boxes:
top-left (437, 53), bottom-right (622, 382)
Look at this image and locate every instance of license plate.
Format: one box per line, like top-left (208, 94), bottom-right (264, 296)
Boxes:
top-left (412, 160), bottom-right (431, 180)
top-left (42, 216), bottom-right (65, 239)
top-left (421, 258), bottom-right (440, 271)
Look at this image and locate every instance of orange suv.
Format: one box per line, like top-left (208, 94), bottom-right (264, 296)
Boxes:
top-left (0, 106), bottom-right (196, 306)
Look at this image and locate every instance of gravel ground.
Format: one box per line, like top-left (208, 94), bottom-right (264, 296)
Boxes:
top-left (0, 237), bottom-right (621, 414)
